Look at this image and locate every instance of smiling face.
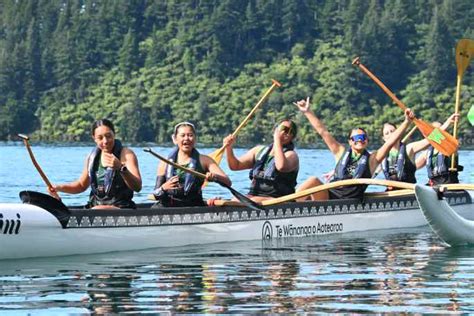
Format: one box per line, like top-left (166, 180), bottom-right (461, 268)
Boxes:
top-left (173, 125), bottom-right (196, 153)
top-left (348, 128), bottom-right (368, 152)
top-left (93, 125), bottom-right (115, 153)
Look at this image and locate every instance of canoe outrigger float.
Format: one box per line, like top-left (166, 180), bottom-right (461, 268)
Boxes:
top-left (415, 184), bottom-right (474, 246)
top-left (0, 180), bottom-right (473, 260)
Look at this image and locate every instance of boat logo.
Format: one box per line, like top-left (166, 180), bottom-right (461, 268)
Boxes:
top-left (0, 213), bottom-right (21, 235)
top-left (262, 221), bottom-right (273, 240)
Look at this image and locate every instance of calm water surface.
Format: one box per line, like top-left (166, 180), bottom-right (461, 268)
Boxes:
top-left (1, 143), bottom-right (474, 313)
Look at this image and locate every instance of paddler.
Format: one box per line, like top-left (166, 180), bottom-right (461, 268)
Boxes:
top-left (222, 119), bottom-right (299, 202)
top-left (415, 115), bottom-right (462, 186)
top-left (152, 122), bottom-right (231, 207)
top-left (294, 97), bottom-right (414, 200)
top-left (48, 119), bottom-right (142, 208)
top-left (381, 113), bottom-right (458, 186)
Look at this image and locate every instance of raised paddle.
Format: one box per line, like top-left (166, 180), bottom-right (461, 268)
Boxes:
top-left (208, 79), bottom-right (282, 166)
top-left (143, 147), bottom-right (264, 211)
top-left (450, 39), bottom-right (474, 170)
top-left (352, 57), bottom-right (459, 157)
top-left (18, 134), bottom-right (61, 200)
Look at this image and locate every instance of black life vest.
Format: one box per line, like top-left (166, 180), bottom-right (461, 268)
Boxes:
top-left (248, 143), bottom-right (298, 197)
top-left (162, 147), bottom-right (205, 206)
top-left (382, 143), bottom-right (416, 183)
top-left (426, 147), bottom-right (459, 185)
top-left (88, 140), bottom-right (135, 208)
top-left (329, 148), bottom-right (371, 200)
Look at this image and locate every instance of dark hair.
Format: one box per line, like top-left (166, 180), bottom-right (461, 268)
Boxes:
top-left (347, 127), bottom-right (368, 140)
top-left (91, 119), bottom-right (115, 135)
top-left (381, 122), bottom-right (396, 137)
top-left (173, 121), bottom-right (196, 136)
top-left (277, 119), bottom-right (298, 137)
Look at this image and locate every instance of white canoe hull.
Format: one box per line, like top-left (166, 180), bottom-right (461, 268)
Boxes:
top-left (415, 185), bottom-right (474, 246)
top-left (1, 191), bottom-right (472, 259)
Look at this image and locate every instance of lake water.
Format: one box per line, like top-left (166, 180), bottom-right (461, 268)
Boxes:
top-left (1, 143), bottom-right (474, 313)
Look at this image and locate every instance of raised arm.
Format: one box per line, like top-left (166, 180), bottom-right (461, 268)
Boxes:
top-left (272, 128), bottom-right (299, 172)
top-left (294, 97), bottom-right (344, 156)
top-left (224, 134), bottom-right (260, 170)
top-left (370, 109), bottom-right (413, 172)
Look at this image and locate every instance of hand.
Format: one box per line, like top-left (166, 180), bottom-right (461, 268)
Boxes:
top-left (404, 108), bottom-right (415, 122)
top-left (47, 185), bottom-right (61, 200)
top-left (293, 97), bottom-right (311, 113)
top-left (322, 170), bottom-right (335, 183)
top-left (223, 134), bottom-right (236, 148)
top-left (101, 152), bottom-right (121, 170)
top-left (273, 126), bottom-right (285, 143)
top-left (448, 113), bottom-right (459, 124)
top-left (205, 172), bottom-right (217, 182)
top-left (162, 175), bottom-right (181, 191)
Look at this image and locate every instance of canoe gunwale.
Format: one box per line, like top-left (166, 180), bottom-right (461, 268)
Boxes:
top-left (23, 190), bottom-right (470, 230)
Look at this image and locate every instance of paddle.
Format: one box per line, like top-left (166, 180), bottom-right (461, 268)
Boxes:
top-left (19, 190), bottom-right (70, 228)
top-left (450, 39), bottom-right (474, 170)
top-left (215, 181), bottom-right (474, 206)
top-left (18, 134), bottom-right (61, 200)
top-left (143, 147), bottom-right (264, 211)
top-left (401, 126), bottom-right (417, 144)
top-left (207, 79), bottom-right (282, 166)
top-left (352, 57), bottom-right (459, 157)
top-left (214, 179), bottom-right (416, 207)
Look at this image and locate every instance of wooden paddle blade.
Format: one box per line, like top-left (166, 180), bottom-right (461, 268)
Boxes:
top-left (207, 146), bottom-right (225, 165)
top-left (413, 118), bottom-right (459, 156)
top-left (456, 39), bottom-right (474, 76)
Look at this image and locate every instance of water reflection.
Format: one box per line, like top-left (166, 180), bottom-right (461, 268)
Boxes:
top-left (1, 229), bottom-right (474, 313)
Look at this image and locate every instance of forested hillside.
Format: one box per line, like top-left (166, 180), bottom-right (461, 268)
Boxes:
top-left (0, 0), bottom-right (472, 146)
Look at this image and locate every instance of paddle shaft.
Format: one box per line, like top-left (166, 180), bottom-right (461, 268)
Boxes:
top-left (451, 39), bottom-right (473, 170)
top-left (352, 57), bottom-right (407, 111)
top-left (450, 75), bottom-right (462, 170)
top-left (18, 134), bottom-right (60, 200)
top-left (211, 79), bottom-right (282, 158)
top-left (144, 148), bottom-right (264, 210)
top-left (214, 179), bottom-right (415, 207)
top-left (145, 148), bottom-right (206, 179)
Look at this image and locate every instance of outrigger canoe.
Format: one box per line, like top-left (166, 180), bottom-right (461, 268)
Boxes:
top-left (0, 188), bottom-right (472, 260)
top-left (415, 184), bottom-right (474, 246)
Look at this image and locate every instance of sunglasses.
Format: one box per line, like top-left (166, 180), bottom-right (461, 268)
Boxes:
top-left (350, 134), bottom-right (367, 143)
top-left (279, 124), bottom-right (293, 135)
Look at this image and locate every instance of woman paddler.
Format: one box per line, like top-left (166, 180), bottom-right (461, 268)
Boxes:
top-left (415, 115), bottom-right (461, 186)
top-left (381, 113), bottom-right (458, 186)
top-left (48, 119), bottom-right (142, 209)
top-left (294, 97), bottom-right (414, 200)
top-left (152, 122), bottom-right (231, 207)
top-left (222, 119), bottom-right (299, 202)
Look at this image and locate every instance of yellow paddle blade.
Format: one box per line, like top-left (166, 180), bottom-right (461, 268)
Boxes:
top-left (202, 146), bottom-right (225, 188)
top-left (414, 118), bottom-right (459, 156)
top-left (456, 38), bottom-right (474, 76)
top-left (207, 146), bottom-right (225, 165)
